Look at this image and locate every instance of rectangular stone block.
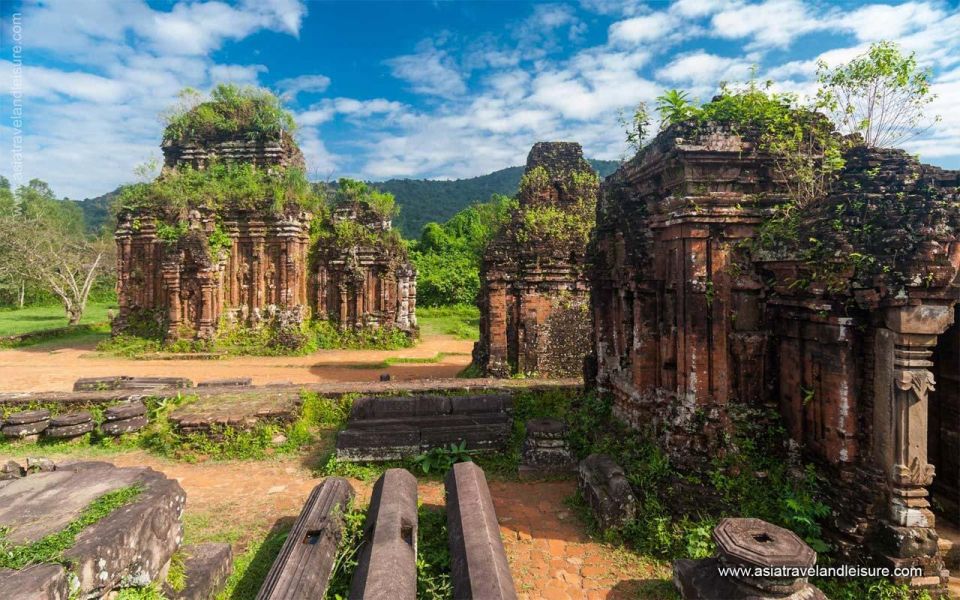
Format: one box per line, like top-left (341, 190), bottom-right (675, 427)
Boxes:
top-left (348, 469), bottom-right (418, 599)
top-left (415, 395), bottom-right (452, 416)
top-left (335, 428), bottom-right (420, 461)
top-left (165, 542), bottom-right (233, 600)
top-left (445, 462), bottom-right (517, 600)
top-left (420, 424), bottom-right (509, 450)
top-left (256, 477), bottom-right (354, 600)
top-left (450, 394), bottom-right (512, 415)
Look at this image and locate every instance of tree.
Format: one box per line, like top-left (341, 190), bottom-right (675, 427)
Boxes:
top-left (816, 41), bottom-right (939, 148)
top-left (618, 101), bottom-right (651, 153)
top-left (0, 180), bottom-right (113, 323)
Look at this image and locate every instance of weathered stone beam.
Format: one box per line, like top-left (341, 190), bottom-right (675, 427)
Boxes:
top-left (256, 477), bottom-right (354, 600)
top-left (348, 468), bottom-right (418, 599)
top-left (0, 564), bottom-right (70, 600)
top-left (445, 461), bottom-right (517, 600)
top-left (64, 466), bottom-right (186, 595)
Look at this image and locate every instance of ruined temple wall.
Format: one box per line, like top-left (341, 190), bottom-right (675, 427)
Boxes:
top-left (590, 125), bottom-right (781, 445)
top-left (592, 134), bottom-right (960, 587)
top-left (475, 142), bottom-right (596, 378)
top-left (115, 210), bottom-right (312, 340)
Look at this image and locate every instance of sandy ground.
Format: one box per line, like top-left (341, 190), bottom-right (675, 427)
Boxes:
top-left (0, 449), bottom-right (671, 599)
top-left (0, 333), bottom-right (473, 393)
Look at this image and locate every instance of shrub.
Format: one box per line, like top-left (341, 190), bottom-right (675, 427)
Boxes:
top-left (163, 84), bottom-right (297, 143)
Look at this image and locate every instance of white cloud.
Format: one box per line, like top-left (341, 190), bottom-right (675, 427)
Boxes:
top-left (276, 74), bottom-right (332, 99)
top-left (385, 43), bottom-right (467, 98)
top-left (841, 1), bottom-right (944, 42)
top-left (657, 51), bottom-right (752, 85)
top-left (711, 0), bottom-right (830, 49)
top-left (609, 12), bottom-right (677, 45)
top-left (0, 0), bottom-right (310, 198)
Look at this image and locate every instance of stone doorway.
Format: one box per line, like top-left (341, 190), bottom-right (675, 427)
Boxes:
top-left (929, 305), bottom-right (960, 528)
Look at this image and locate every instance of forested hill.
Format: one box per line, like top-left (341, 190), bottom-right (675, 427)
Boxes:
top-left (77, 159), bottom-right (621, 237)
top-left (377, 158), bottom-right (620, 237)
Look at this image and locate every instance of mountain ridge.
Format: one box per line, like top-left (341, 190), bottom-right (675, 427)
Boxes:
top-left (77, 158), bottom-right (622, 237)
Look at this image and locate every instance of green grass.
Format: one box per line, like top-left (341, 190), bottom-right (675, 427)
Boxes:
top-left (417, 305), bottom-right (480, 340)
top-left (0, 301), bottom-right (116, 337)
top-left (216, 524), bottom-right (292, 600)
top-left (0, 485), bottom-right (142, 569)
top-left (343, 352), bottom-right (468, 370)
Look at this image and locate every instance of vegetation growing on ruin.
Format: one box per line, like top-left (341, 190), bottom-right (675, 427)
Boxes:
top-left (512, 167), bottom-right (598, 249)
top-left (118, 162), bottom-right (322, 215)
top-left (0, 485), bottom-right (143, 569)
top-left (163, 84), bottom-right (297, 143)
top-left (326, 503), bottom-right (453, 600)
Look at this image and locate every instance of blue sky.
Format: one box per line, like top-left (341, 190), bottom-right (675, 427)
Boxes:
top-left (1, 0), bottom-right (959, 199)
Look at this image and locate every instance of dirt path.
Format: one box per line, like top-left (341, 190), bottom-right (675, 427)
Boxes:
top-left (0, 449), bottom-right (671, 599)
top-left (0, 333), bottom-right (473, 393)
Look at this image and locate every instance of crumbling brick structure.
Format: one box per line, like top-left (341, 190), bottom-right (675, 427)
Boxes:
top-left (590, 123), bottom-right (960, 591)
top-left (474, 142), bottom-right (598, 377)
top-left (115, 134), bottom-right (312, 341)
top-left (115, 133), bottom-right (415, 345)
top-left (311, 200), bottom-right (417, 332)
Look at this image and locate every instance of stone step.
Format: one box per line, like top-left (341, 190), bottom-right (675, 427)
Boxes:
top-left (349, 469), bottom-right (418, 599)
top-left (256, 477), bottom-right (354, 600)
top-left (445, 462), bottom-right (517, 600)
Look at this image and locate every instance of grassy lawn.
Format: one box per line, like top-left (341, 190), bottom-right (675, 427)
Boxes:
top-left (0, 302), bottom-right (116, 337)
top-left (417, 305), bottom-right (480, 340)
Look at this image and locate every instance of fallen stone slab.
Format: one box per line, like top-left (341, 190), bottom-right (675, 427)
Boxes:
top-left (445, 462), bottom-right (517, 600)
top-left (74, 376), bottom-right (193, 391)
top-left (44, 421), bottom-right (94, 439)
top-left (164, 542), bottom-right (233, 600)
top-left (4, 409), bottom-right (51, 425)
top-left (49, 411), bottom-right (92, 427)
top-left (101, 415), bottom-right (149, 436)
top-left (0, 461), bottom-right (185, 596)
top-left (450, 393), bottom-right (513, 414)
top-left (349, 468), bottom-right (418, 599)
top-left (578, 454), bottom-right (636, 530)
top-left (257, 477), bottom-right (355, 600)
top-left (104, 401), bottom-right (147, 421)
top-left (0, 563), bottom-right (70, 600)
top-left (1, 421), bottom-right (50, 440)
top-left (197, 377), bottom-right (252, 388)
top-left (336, 426), bottom-right (420, 461)
top-left (64, 467), bottom-right (185, 595)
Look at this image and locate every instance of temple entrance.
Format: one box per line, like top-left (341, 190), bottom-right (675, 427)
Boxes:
top-left (930, 305), bottom-right (960, 522)
top-left (929, 304), bottom-right (960, 574)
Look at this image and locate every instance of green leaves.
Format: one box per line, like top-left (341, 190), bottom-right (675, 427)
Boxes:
top-left (656, 89), bottom-right (696, 127)
top-left (816, 41), bottom-right (938, 148)
top-left (412, 441), bottom-right (473, 474)
top-left (163, 84), bottom-right (297, 143)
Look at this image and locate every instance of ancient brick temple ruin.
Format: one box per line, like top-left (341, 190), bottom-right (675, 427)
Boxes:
top-left (114, 133), bottom-right (415, 344)
top-left (311, 197), bottom-right (416, 332)
top-left (589, 122), bottom-right (960, 590)
top-left (474, 142), bottom-right (598, 377)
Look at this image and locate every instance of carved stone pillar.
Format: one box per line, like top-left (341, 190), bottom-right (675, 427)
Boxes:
top-left (161, 265), bottom-right (182, 340)
top-left (873, 304), bottom-right (954, 587)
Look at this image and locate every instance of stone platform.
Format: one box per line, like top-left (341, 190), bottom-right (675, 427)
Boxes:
top-left (0, 461), bottom-right (186, 597)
